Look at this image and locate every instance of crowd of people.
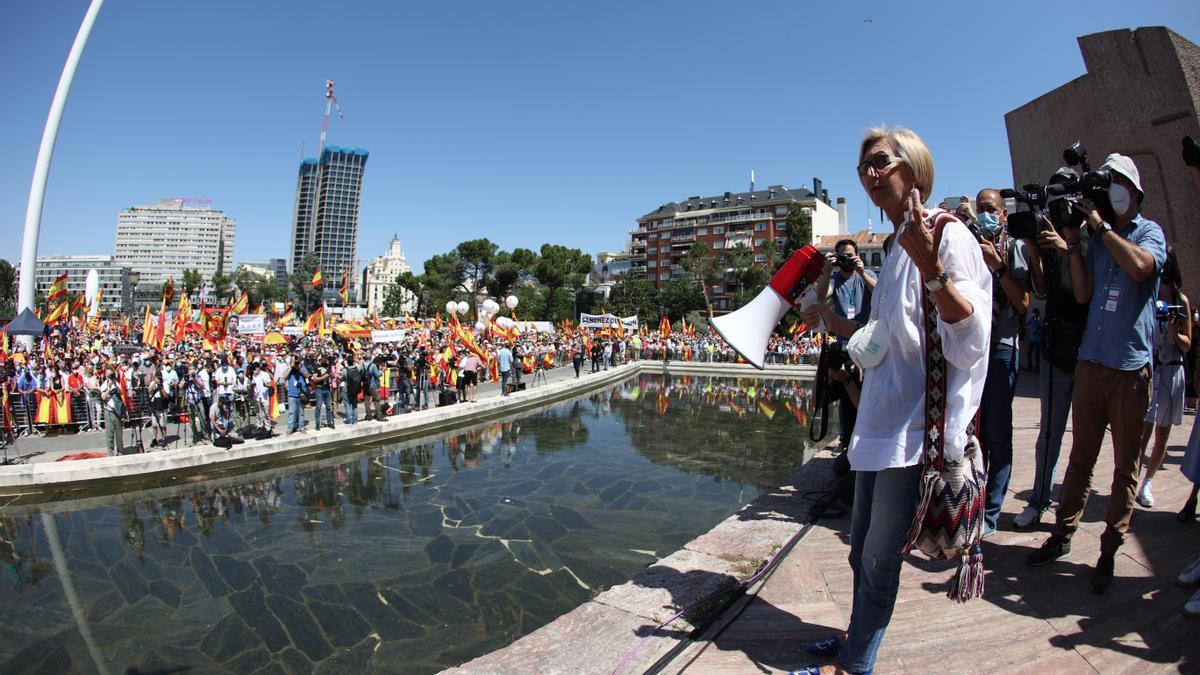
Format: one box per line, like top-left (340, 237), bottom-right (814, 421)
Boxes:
top-left (0, 309), bottom-right (826, 456)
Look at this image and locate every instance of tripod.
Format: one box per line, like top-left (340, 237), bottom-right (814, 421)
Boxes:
top-left (531, 365), bottom-right (548, 388)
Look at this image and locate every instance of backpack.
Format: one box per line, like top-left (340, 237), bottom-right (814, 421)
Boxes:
top-left (345, 364), bottom-right (363, 391)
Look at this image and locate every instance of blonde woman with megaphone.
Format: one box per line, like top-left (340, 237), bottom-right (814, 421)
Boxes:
top-left (798, 127), bottom-right (991, 674)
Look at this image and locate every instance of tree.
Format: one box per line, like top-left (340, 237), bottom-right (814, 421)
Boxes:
top-left (386, 271), bottom-right (423, 317)
top-left (486, 247), bottom-right (538, 299)
top-left (660, 279), bottom-right (704, 321)
top-left (181, 269), bottom-right (203, 297)
top-left (290, 252), bottom-right (322, 313)
top-left (0, 260), bottom-right (15, 315)
top-left (607, 277), bottom-right (658, 320)
top-left (534, 244), bottom-right (592, 305)
top-left (455, 239), bottom-right (498, 300)
top-left (781, 204), bottom-right (813, 258)
top-left (209, 271), bottom-right (233, 303)
top-left (680, 243), bottom-right (720, 317)
top-left (720, 243), bottom-right (768, 310)
top-left (253, 276), bottom-right (284, 310)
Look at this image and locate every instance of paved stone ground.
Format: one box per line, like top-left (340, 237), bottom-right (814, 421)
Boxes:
top-left (2, 359), bottom-right (607, 464)
top-left (667, 374), bottom-right (1200, 673)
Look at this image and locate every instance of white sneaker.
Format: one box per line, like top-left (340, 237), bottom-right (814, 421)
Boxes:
top-left (1179, 557), bottom-right (1200, 588)
top-left (1014, 505), bottom-right (1042, 529)
top-left (1184, 589), bottom-right (1200, 618)
top-left (1136, 481), bottom-right (1154, 508)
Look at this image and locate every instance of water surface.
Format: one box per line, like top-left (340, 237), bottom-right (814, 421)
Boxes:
top-left (0, 373), bottom-right (829, 673)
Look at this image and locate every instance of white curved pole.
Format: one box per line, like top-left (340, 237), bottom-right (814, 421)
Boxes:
top-left (17, 0), bottom-right (105, 347)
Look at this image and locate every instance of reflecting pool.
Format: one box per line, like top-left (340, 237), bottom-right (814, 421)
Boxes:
top-left (0, 373), bottom-right (830, 674)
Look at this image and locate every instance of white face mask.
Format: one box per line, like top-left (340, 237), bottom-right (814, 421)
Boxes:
top-left (1109, 183), bottom-right (1132, 216)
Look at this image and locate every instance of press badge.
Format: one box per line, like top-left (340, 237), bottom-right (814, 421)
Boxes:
top-left (846, 307), bottom-right (856, 320)
top-left (1104, 287), bottom-right (1120, 312)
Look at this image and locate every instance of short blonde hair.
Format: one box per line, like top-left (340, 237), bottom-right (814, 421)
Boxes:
top-left (859, 126), bottom-right (934, 203)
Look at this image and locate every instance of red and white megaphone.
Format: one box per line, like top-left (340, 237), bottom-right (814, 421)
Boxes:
top-left (709, 245), bottom-right (824, 369)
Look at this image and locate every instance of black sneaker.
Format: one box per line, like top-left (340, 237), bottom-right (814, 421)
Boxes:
top-left (1091, 553), bottom-right (1115, 593)
top-left (1027, 534), bottom-right (1071, 567)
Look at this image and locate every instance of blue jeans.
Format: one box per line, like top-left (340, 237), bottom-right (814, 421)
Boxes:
top-left (980, 342), bottom-right (1019, 532)
top-left (500, 369), bottom-right (511, 395)
top-left (287, 396), bottom-right (303, 432)
top-left (841, 463), bottom-right (922, 673)
top-left (314, 389), bottom-right (333, 428)
top-left (343, 392), bottom-right (358, 424)
top-left (1028, 356), bottom-right (1075, 511)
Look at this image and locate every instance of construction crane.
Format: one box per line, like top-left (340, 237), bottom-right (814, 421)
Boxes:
top-left (317, 79), bottom-right (344, 157)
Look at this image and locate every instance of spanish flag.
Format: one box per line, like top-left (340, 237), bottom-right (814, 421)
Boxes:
top-left (141, 305), bottom-right (154, 344)
top-left (304, 305), bottom-right (325, 333)
top-left (338, 267), bottom-right (349, 306)
top-left (45, 301), bottom-right (70, 325)
top-left (230, 291), bottom-right (249, 315)
top-left (659, 315), bottom-right (671, 338)
top-left (311, 269), bottom-right (323, 289)
top-left (48, 273), bottom-right (68, 303)
top-left (279, 309), bottom-right (295, 326)
top-left (69, 293), bottom-right (87, 317)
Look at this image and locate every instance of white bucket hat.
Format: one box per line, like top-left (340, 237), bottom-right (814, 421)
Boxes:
top-left (1101, 153), bottom-right (1143, 199)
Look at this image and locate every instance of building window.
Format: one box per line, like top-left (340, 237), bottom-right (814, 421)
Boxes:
top-left (775, 205), bottom-right (788, 215)
top-left (775, 237), bottom-right (786, 247)
top-left (649, 233), bottom-right (657, 240)
top-left (660, 231), bottom-right (670, 239)
top-left (755, 238), bottom-right (766, 247)
top-left (712, 285), bottom-right (723, 295)
top-left (755, 222), bottom-right (767, 231)
top-left (713, 240), bottom-right (725, 250)
top-left (697, 227), bottom-right (706, 235)
top-left (754, 254), bottom-right (766, 262)
top-left (713, 226), bottom-right (724, 235)
top-left (872, 252), bottom-right (882, 266)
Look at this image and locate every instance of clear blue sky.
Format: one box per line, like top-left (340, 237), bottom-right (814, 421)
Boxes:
top-left (2, 1), bottom-right (1198, 274)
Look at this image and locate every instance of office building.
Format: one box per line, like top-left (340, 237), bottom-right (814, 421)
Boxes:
top-left (16, 255), bottom-right (131, 313)
top-left (1006, 26), bottom-right (1200, 301)
top-left (289, 145), bottom-right (368, 303)
top-left (362, 235), bottom-right (414, 314)
top-left (113, 198), bottom-right (236, 305)
top-left (630, 180), bottom-right (845, 312)
top-left (237, 258), bottom-right (289, 288)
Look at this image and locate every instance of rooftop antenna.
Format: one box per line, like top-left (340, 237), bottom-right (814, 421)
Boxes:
top-left (750, 169), bottom-right (755, 193)
top-left (317, 79), bottom-right (344, 157)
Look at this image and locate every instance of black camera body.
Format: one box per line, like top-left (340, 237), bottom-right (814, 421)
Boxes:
top-left (835, 253), bottom-right (856, 269)
top-left (1156, 300), bottom-right (1187, 323)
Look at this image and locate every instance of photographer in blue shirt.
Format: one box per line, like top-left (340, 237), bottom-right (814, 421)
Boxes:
top-left (1028, 154), bottom-right (1167, 594)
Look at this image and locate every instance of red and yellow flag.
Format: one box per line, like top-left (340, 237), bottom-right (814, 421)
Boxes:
top-left (304, 305), bottom-right (325, 333)
top-left (659, 315), bottom-right (671, 338)
top-left (311, 269), bottom-right (323, 289)
top-left (45, 302), bottom-right (70, 325)
top-left (230, 291), bottom-right (249, 315)
top-left (48, 273), bottom-right (68, 304)
top-left (279, 309), bottom-right (296, 326)
top-left (338, 268), bottom-right (349, 306)
top-left (69, 293), bottom-right (87, 317)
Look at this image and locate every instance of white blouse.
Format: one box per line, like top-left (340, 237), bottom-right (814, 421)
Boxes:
top-left (848, 212), bottom-right (992, 472)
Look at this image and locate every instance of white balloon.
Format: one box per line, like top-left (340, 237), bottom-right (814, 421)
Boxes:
top-left (445, 301), bottom-right (457, 314)
top-left (474, 321), bottom-right (486, 331)
top-left (497, 316), bottom-right (512, 329)
top-left (505, 295), bottom-right (518, 309)
top-left (457, 301), bottom-right (469, 315)
top-left (484, 299), bottom-right (500, 314)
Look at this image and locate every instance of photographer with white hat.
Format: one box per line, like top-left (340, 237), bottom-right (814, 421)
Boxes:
top-left (1027, 153), bottom-right (1168, 594)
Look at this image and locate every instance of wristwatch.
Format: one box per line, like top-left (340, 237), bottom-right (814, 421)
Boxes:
top-left (1096, 222), bottom-right (1113, 238)
top-left (924, 270), bottom-right (950, 292)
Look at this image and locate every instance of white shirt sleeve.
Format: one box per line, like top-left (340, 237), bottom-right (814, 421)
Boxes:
top-left (935, 221), bottom-right (992, 371)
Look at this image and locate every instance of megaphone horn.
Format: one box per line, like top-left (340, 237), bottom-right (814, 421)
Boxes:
top-left (709, 246), bottom-right (824, 369)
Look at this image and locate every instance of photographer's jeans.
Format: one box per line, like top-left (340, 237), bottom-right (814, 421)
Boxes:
top-left (981, 342), bottom-right (1020, 532)
top-left (343, 395), bottom-right (358, 425)
top-left (841, 463), bottom-right (922, 673)
top-left (287, 396), bottom-right (303, 433)
top-left (1029, 357), bottom-right (1075, 511)
top-left (314, 389), bottom-right (333, 429)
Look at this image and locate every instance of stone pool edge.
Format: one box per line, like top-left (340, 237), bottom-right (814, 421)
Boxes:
top-left (444, 369), bottom-right (832, 675)
top-left (0, 361), bottom-right (815, 499)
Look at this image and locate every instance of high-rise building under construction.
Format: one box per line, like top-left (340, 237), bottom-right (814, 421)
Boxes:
top-left (288, 145), bottom-right (368, 302)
